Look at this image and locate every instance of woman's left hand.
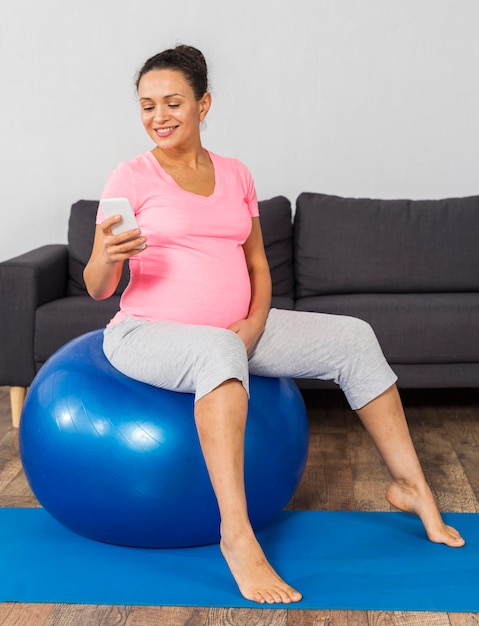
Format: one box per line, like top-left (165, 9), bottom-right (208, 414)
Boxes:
top-left (228, 318), bottom-right (264, 355)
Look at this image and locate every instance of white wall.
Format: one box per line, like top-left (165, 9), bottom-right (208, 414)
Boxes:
top-left (1, 0), bottom-right (478, 261)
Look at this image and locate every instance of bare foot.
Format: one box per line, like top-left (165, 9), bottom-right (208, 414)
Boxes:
top-left (220, 527), bottom-right (302, 604)
top-left (386, 480), bottom-right (465, 547)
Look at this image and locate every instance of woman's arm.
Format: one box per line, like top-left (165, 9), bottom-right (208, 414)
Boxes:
top-left (228, 217), bottom-right (272, 353)
top-left (83, 215), bottom-right (146, 300)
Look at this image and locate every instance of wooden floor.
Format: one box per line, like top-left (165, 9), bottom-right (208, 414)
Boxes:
top-left (1, 385), bottom-right (479, 625)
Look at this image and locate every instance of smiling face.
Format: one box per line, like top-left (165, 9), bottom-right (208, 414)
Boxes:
top-left (138, 69), bottom-right (211, 153)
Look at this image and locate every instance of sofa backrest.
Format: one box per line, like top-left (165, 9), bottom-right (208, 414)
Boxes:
top-left (295, 192), bottom-right (479, 296)
top-left (258, 196), bottom-right (295, 300)
top-left (67, 200), bottom-right (130, 296)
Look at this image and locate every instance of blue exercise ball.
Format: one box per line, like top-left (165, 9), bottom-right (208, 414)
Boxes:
top-left (19, 330), bottom-right (309, 548)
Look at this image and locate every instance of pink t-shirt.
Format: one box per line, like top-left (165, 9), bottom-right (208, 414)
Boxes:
top-left (97, 150), bottom-right (259, 328)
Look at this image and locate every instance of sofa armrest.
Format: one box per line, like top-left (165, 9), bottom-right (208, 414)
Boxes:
top-left (0, 244), bottom-right (68, 386)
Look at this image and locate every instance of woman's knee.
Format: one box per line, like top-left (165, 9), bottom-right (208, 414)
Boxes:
top-left (333, 316), bottom-right (385, 373)
top-left (194, 330), bottom-right (249, 401)
top-left (350, 317), bottom-right (379, 345)
top-left (206, 329), bottom-right (248, 365)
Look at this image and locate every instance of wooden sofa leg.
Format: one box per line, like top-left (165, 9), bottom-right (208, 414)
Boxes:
top-left (10, 386), bottom-right (27, 429)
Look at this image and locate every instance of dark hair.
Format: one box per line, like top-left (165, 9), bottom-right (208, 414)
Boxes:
top-left (135, 45), bottom-right (209, 100)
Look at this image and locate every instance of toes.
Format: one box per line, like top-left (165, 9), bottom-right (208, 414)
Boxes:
top-left (279, 586), bottom-right (302, 603)
top-left (251, 591), bottom-right (266, 604)
top-left (447, 525), bottom-right (464, 541)
top-left (263, 591), bottom-right (277, 604)
top-left (271, 590), bottom-right (286, 604)
top-left (272, 585), bottom-right (302, 604)
top-left (251, 586), bottom-right (302, 605)
top-left (446, 535), bottom-right (465, 548)
top-left (273, 587), bottom-right (292, 604)
top-left (448, 528), bottom-right (465, 547)
top-left (447, 525), bottom-right (464, 540)
top-left (428, 525), bottom-right (465, 547)
top-left (260, 590), bottom-right (277, 604)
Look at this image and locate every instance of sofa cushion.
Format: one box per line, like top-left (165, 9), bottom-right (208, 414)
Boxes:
top-left (67, 200), bottom-right (130, 296)
top-left (296, 293), bottom-right (479, 364)
top-left (34, 295), bottom-right (121, 365)
top-left (258, 196), bottom-right (295, 305)
top-left (295, 193), bottom-right (479, 296)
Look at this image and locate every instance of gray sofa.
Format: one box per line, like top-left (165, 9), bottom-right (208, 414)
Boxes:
top-left (1, 193), bottom-right (478, 426)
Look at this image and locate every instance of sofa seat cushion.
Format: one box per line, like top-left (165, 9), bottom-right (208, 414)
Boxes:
top-left (34, 296), bottom-right (121, 365)
top-left (295, 193), bottom-right (479, 296)
top-left (295, 293), bottom-right (479, 364)
top-left (271, 296), bottom-right (295, 310)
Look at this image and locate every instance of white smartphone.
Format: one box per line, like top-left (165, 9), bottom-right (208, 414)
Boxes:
top-left (100, 197), bottom-right (146, 249)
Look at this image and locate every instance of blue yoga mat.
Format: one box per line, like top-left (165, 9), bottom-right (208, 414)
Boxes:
top-left (0, 508), bottom-right (476, 611)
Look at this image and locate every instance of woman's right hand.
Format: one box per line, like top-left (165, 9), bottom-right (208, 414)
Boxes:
top-left (101, 215), bottom-right (147, 263)
top-left (84, 218), bottom-right (146, 301)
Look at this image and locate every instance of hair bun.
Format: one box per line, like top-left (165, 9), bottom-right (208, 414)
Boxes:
top-left (136, 45), bottom-right (209, 99)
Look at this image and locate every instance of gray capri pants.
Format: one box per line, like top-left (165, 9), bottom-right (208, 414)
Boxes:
top-left (103, 308), bottom-right (397, 411)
